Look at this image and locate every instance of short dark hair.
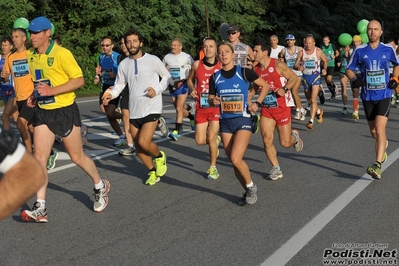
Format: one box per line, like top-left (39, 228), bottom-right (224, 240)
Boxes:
top-left (1, 37), bottom-right (13, 45)
top-left (254, 39), bottom-right (271, 56)
top-left (123, 29), bottom-right (144, 44)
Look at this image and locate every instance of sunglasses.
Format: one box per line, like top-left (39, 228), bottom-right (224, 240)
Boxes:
top-left (286, 39), bottom-right (295, 41)
top-left (228, 31), bottom-right (237, 35)
top-left (101, 44), bottom-right (112, 47)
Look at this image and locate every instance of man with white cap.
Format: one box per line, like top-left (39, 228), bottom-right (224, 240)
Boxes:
top-left (20, 16), bottom-right (110, 222)
top-left (279, 34), bottom-right (307, 121)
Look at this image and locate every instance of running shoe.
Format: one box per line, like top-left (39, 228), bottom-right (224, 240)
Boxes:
top-left (118, 146), bottom-right (136, 156)
top-left (113, 135), bottom-right (127, 147)
top-left (305, 121), bottom-right (313, 129)
top-left (207, 166), bottom-right (220, 180)
top-left (294, 109), bottom-right (302, 120)
top-left (145, 171), bottom-right (160, 185)
top-left (366, 163), bottom-right (381, 179)
top-left (188, 101), bottom-right (196, 116)
top-left (382, 140), bottom-right (388, 163)
top-left (190, 119), bottom-right (195, 131)
top-left (352, 111), bottom-right (359, 121)
top-left (300, 108), bottom-right (307, 121)
top-left (21, 202), bottom-right (48, 223)
top-left (267, 167), bottom-right (283, 180)
top-left (306, 103), bottom-right (311, 111)
top-left (158, 117), bottom-right (169, 138)
top-left (238, 183), bottom-right (258, 206)
top-left (252, 114), bottom-right (260, 134)
top-left (318, 87), bottom-right (325, 104)
top-left (396, 99), bottom-right (399, 109)
top-left (153, 151), bottom-right (167, 177)
top-left (316, 109), bottom-right (324, 124)
top-left (93, 179), bottom-right (110, 212)
top-left (291, 129), bottom-right (303, 152)
top-left (341, 107), bottom-right (348, 115)
top-left (168, 130), bottom-right (179, 141)
top-left (81, 125), bottom-right (89, 146)
top-left (391, 94), bottom-right (396, 105)
top-left (216, 134), bottom-right (221, 157)
top-left (246, 183), bottom-right (258, 205)
top-left (47, 150), bottom-right (58, 170)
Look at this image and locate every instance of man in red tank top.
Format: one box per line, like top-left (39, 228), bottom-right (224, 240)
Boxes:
top-left (187, 37), bottom-right (222, 180)
top-left (253, 40), bottom-right (304, 181)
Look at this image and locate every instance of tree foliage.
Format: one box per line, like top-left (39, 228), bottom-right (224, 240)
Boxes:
top-left (0, 0), bottom-right (398, 92)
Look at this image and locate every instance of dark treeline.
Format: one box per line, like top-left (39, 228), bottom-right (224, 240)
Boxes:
top-left (2, 0), bottom-right (398, 92)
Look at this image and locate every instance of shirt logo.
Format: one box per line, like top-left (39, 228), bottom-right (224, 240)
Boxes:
top-left (47, 57), bottom-right (54, 67)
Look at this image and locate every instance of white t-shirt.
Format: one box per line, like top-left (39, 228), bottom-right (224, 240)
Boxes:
top-left (162, 52), bottom-right (194, 82)
top-left (270, 45), bottom-right (285, 59)
top-left (111, 53), bottom-right (171, 119)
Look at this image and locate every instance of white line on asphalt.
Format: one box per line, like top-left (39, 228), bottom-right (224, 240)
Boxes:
top-left (48, 130), bottom-right (194, 174)
top-left (261, 148), bottom-right (399, 266)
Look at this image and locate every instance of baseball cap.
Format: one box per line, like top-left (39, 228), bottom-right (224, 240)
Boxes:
top-left (286, 34), bottom-right (295, 40)
top-left (28, 16), bottom-right (51, 33)
top-left (227, 25), bottom-right (240, 32)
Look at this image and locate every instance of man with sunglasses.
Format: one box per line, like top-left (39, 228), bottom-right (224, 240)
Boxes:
top-left (227, 25), bottom-right (254, 68)
top-left (279, 34), bottom-right (307, 121)
top-left (95, 37), bottom-right (125, 147)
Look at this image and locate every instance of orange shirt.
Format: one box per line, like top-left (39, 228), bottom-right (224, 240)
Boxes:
top-left (4, 50), bottom-right (34, 101)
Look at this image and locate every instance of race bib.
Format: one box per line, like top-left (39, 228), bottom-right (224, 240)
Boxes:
top-left (102, 68), bottom-right (114, 83)
top-left (34, 79), bottom-right (55, 105)
top-left (304, 60), bottom-right (315, 68)
top-left (12, 59), bottom-right (29, 78)
top-left (169, 67), bottom-right (181, 81)
top-left (221, 94), bottom-right (244, 114)
top-left (200, 92), bottom-right (210, 108)
top-left (366, 69), bottom-right (386, 90)
top-left (286, 59), bottom-right (295, 69)
top-left (262, 90), bottom-right (278, 108)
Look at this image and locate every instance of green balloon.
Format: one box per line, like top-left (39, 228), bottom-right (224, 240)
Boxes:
top-left (338, 33), bottom-right (352, 47)
top-left (51, 23), bottom-right (55, 36)
top-left (13, 17), bottom-right (29, 29)
top-left (360, 32), bottom-right (369, 44)
top-left (357, 19), bottom-right (369, 34)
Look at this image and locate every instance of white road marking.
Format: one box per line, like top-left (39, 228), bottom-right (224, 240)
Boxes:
top-left (261, 148), bottom-right (399, 266)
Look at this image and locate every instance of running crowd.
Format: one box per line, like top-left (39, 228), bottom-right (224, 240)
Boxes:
top-left (0, 17), bottom-right (398, 222)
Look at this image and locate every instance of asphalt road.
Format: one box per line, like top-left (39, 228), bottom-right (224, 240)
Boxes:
top-left (1, 78), bottom-right (399, 266)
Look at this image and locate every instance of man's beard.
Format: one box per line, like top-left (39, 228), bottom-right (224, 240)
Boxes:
top-left (129, 46), bottom-right (141, 56)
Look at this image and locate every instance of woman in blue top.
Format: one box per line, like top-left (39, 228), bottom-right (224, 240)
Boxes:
top-left (208, 41), bottom-right (269, 206)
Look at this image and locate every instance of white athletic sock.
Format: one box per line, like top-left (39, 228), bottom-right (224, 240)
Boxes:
top-left (246, 181), bottom-right (254, 188)
top-left (94, 180), bottom-right (104, 190)
top-left (37, 199), bottom-right (46, 209)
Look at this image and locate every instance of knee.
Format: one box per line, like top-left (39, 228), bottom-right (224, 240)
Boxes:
top-left (70, 152), bottom-right (85, 166)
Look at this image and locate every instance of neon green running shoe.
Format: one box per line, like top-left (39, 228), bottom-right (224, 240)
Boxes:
top-left (153, 151), bottom-right (167, 177)
top-left (145, 171), bottom-right (160, 185)
top-left (207, 166), bottom-right (220, 180)
top-left (366, 163), bottom-right (381, 179)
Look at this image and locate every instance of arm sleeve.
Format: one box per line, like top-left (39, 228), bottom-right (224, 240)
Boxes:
top-left (242, 68), bottom-right (259, 82)
top-left (110, 63), bottom-right (127, 99)
top-left (209, 75), bottom-right (216, 95)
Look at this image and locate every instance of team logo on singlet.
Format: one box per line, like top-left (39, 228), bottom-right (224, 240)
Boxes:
top-left (268, 67), bottom-right (275, 73)
top-left (47, 58), bottom-right (54, 67)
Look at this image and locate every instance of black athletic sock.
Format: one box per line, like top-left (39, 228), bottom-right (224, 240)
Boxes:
top-left (187, 114), bottom-right (195, 120)
top-left (175, 123), bottom-right (183, 132)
